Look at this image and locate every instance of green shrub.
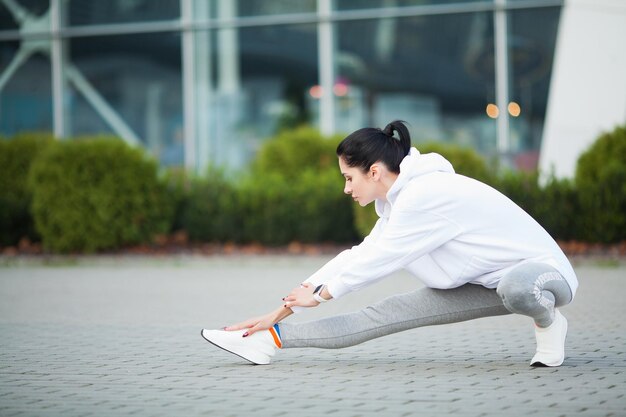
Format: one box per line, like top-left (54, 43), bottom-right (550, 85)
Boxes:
top-left (252, 126), bottom-right (343, 178)
top-left (353, 141), bottom-right (494, 238)
top-left (231, 126), bottom-right (357, 245)
top-left (29, 137), bottom-right (173, 253)
top-left (162, 167), bottom-right (193, 233)
top-left (235, 169), bottom-right (357, 245)
top-left (352, 202), bottom-right (378, 239)
top-left (292, 169), bottom-right (357, 243)
top-left (575, 125), bottom-right (626, 243)
top-left (236, 173), bottom-right (299, 245)
top-left (536, 177), bottom-right (580, 241)
top-left (180, 169), bottom-right (242, 242)
top-left (160, 127), bottom-right (358, 246)
top-left (0, 132), bottom-right (54, 246)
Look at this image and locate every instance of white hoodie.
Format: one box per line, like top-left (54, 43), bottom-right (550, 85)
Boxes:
top-left (304, 147), bottom-right (578, 301)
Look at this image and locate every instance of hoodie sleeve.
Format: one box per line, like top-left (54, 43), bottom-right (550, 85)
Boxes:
top-left (288, 216), bottom-right (386, 314)
top-left (305, 216), bottom-right (386, 286)
top-left (325, 204), bottom-right (463, 299)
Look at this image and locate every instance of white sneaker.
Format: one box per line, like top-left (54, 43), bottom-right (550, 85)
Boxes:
top-left (201, 326), bottom-right (281, 365)
top-left (530, 309), bottom-right (568, 367)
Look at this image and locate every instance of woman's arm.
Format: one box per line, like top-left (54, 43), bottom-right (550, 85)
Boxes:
top-left (304, 217), bottom-right (386, 287)
top-left (224, 219), bottom-right (384, 333)
top-left (224, 283), bottom-right (334, 336)
top-left (225, 305), bottom-right (294, 336)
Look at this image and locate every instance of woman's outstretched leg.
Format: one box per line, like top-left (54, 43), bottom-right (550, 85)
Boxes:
top-left (279, 284), bottom-right (510, 349)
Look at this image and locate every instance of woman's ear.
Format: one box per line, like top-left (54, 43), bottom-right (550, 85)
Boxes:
top-left (369, 163), bottom-right (381, 181)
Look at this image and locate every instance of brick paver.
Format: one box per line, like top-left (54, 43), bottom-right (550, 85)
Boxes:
top-left (0, 255), bottom-right (624, 416)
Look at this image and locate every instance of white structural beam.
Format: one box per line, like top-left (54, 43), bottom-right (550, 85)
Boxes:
top-left (194, 0), bottom-right (213, 174)
top-left (540, 0), bottom-right (626, 178)
top-left (1, 0), bottom-right (142, 144)
top-left (494, 0), bottom-right (510, 158)
top-left (50, 0), bottom-right (66, 138)
top-left (0, 48), bottom-right (30, 93)
top-left (217, 0), bottom-right (240, 94)
top-left (181, 0), bottom-right (197, 171)
top-left (65, 65), bottom-right (141, 145)
top-left (0, 0), bottom-right (49, 93)
top-left (318, 0), bottom-right (335, 136)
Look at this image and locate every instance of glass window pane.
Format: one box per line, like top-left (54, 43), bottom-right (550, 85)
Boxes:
top-left (332, 12), bottom-right (497, 154)
top-left (236, 0), bottom-right (316, 17)
top-left (0, 41), bottom-right (52, 135)
top-left (67, 33), bottom-right (183, 166)
top-left (335, 0), bottom-right (492, 11)
top-left (508, 7), bottom-right (561, 170)
top-left (0, 0), bottom-right (50, 31)
top-left (66, 0), bottom-right (180, 26)
top-left (195, 23), bottom-right (318, 170)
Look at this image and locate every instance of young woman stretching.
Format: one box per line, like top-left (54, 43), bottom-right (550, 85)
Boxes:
top-left (201, 120), bottom-right (577, 367)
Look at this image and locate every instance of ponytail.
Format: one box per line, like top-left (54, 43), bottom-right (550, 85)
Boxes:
top-left (382, 120), bottom-right (411, 159)
top-left (336, 120), bottom-right (411, 174)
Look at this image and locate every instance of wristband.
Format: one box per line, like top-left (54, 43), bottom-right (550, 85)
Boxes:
top-left (313, 284), bottom-right (329, 303)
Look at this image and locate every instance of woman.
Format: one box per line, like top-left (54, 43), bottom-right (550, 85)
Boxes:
top-left (201, 120), bottom-right (577, 367)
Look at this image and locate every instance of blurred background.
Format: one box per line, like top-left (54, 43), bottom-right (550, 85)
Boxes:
top-left (1, 0), bottom-right (623, 174)
top-left (0, 0), bottom-right (625, 253)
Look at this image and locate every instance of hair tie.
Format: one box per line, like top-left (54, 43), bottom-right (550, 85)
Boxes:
top-left (382, 124), bottom-right (395, 138)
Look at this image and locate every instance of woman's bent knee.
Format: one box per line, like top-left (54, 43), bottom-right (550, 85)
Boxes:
top-left (497, 262), bottom-right (572, 314)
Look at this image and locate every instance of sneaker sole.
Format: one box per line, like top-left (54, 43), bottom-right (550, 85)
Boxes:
top-left (200, 330), bottom-right (270, 365)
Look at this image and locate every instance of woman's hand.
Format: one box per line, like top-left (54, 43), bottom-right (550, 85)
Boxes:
top-left (283, 282), bottom-right (319, 308)
top-left (224, 306), bottom-right (293, 337)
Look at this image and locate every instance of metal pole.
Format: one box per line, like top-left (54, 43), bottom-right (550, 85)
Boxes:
top-left (494, 0), bottom-right (510, 160)
top-left (50, 0), bottom-right (65, 138)
top-left (194, 1), bottom-right (212, 173)
top-left (318, 0), bottom-right (335, 136)
top-left (181, 0), bottom-right (197, 171)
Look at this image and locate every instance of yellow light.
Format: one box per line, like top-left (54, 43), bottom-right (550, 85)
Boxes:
top-left (309, 85), bottom-right (323, 99)
top-left (508, 102), bottom-right (521, 117)
top-left (486, 103), bottom-right (499, 118)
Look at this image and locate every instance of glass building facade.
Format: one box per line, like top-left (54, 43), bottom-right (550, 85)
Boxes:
top-left (0, 0), bottom-right (562, 172)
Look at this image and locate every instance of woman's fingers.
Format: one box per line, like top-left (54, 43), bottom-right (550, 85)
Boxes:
top-left (224, 318), bottom-right (258, 331)
top-left (243, 320), bottom-right (273, 337)
top-left (284, 282), bottom-right (311, 298)
top-left (224, 323), bottom-right (250, 331)
top-left (283, 283), bottom-right (318, 306)
top-left (243, 324), bottom-right (260, 337)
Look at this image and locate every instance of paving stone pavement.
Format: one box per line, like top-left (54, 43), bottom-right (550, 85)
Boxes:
top-left (0, 255), bottom-right (624, 417)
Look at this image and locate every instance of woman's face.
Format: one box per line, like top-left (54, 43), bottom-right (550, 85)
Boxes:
top-left (338, 157), bottom-right (378, 207)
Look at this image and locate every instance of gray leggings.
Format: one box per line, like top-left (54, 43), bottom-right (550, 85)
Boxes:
top-left (279, 262), bottom-right (573, 349)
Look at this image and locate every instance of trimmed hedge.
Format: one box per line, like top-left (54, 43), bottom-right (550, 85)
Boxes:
top-left (29, 137), bottom-right (173, 253)
top-left (575, 125), bottom-right (626, 243)
top-left (0, 132), bottom-right (54, 246)
top-left (3, 124), bottom-right (624, 252)
top-left (180, 169), bottom-right (242, 243)
top-left (539, 177), bottom-right (580, 241)
top-left (251, 126), bottom-right (343, 177)
top-left (181, 128), bottom-right (358, 245)
top-left (236, 168), bottom-right (356, 245)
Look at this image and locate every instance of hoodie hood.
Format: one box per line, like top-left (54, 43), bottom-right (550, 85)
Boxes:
top-left (375, 147), bottom-right (455, 217)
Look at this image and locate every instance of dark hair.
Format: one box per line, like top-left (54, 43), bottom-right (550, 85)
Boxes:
top-left (336, 120), bottom-right (411, 174)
